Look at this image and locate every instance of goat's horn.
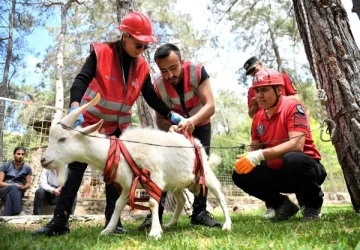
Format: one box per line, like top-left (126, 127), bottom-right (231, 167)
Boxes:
top-left (60, 93), bottom-right (101, 127)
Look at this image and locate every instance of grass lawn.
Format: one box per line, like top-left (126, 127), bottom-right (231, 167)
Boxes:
top-left (1, 204), bottom-right (360, 250)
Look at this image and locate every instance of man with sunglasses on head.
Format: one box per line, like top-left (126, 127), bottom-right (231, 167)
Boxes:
top-left (243, 56), bottom-right (300, 219)
top-left (32, 11), bottom-right (184, 237)
top-left (244, 56), bottom-right (298, 119)
top-left (138, 43), bottom-right (222, 231)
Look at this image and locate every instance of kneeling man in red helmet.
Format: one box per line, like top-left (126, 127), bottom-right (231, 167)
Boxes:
top-left (232, 68), bottom-right (327, 221)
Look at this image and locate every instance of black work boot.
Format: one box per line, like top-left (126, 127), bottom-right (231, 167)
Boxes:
top-left (274, 196), bottom-right (299, 221)
top-left (138, 213), bottom-right (153, 231)
top-left (105, 219), bottom-right (127, 234)
top-left (31, 210), bottom-right (70, 236)
top-left (303, 206), bottom-right (322, 221)
top-left (190, 211), bottom-right (222, 228)
top-left (138, 193), bottom-right (166, 231)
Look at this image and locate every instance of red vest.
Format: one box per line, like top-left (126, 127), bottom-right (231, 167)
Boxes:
top-left (81, 43), bottom-right (149, 134)
top-left (153, 61), bottom-right (209, 126)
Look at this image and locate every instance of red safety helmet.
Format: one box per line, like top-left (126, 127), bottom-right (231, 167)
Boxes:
top-left (118, 11), bottom-right (156, 43)
top-left (252, 68), bottom-right (284, 88)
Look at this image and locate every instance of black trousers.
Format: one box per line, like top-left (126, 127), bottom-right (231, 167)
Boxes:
top-left (232, 152), bottom-right (327, 209)
top-left (157, 123), bottom-right (212, 217)
top-left (0, 185), bottom-right (23, 215)
top-left (54, 128), bottom-right (122, 221)
top-left (33, 187), bottom-right (77, 215)
top-left (54, 162), bottom-right (120, 221)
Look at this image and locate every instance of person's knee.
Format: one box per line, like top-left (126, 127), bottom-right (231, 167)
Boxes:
top-left (8, 185), bottom-right (21, 195)
top-left (283, 152), bottom-right (299, 166)
top-left (35, 188), bottom-right (46, 197)
top-left (232, 170), bottom-right (247, 188)
top-left (6, 185), bottom-right (23, 200)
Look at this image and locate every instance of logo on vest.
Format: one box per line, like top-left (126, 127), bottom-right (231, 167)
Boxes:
top-left (132, 79), bottom-right (138, 87)
top-left (105, 75), bottom-right (117, 81)
top-left (257, 124), bottom-right (265, 136)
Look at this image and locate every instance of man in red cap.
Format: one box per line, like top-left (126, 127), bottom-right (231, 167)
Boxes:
top-left (244, 56), bottom-right (298, 118)
top-left (232, 68), bottom-right (326, 221)
top-left (32, 11), bottom-right (184, 237)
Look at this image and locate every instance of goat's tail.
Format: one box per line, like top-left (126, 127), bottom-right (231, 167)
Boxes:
top-left (207, 154), bottom-right (222, 170)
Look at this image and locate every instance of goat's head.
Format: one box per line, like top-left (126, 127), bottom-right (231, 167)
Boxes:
top-left (41, 93), bottom-right (103, 185)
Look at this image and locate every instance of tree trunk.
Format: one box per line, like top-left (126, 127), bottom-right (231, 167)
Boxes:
top-left (293, 0), bottom-right (360, 211)
top-left (115, 1), bottom-right (156, 128)
top-left (353, 0), bottom-right (360, 19)
top-left (0, 0), bottom-right (16, 161)
top-left (53, 0), bottom-right (78, 120)
top-left (268, 23), bottom-right (283, 72)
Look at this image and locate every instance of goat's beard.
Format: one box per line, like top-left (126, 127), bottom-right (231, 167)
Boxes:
top-left (56, 166), bottom-right (69, 186)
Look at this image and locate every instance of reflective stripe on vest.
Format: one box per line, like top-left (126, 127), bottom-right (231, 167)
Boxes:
top-left (81, 88), bottom-right (132, 113)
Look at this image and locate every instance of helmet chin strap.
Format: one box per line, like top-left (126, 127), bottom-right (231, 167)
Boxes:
top-left (265, 86), bottom-right (281, 111)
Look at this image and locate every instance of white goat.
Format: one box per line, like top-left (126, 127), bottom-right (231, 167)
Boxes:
top-left (41, 93), bottom-right (231, 239)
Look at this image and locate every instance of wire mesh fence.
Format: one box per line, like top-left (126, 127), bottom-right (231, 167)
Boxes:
top-left (0, 97), bottom-right (350, 202)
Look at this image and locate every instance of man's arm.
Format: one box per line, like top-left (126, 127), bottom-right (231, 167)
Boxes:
top-left (178, 78), bottom-right (215, 133)
top-left (39, 170), bottom-right (55, 193)
top-left (261, 131), bottom-right (306, 160)
top-left (155, 111), bottom-right (172, 132)
top-left (141, 75), bottom-right (172, 118)
top-left (248, 97), bottom-right (259, 118)
top-left (249, 139), bottom-right (262, 151)
top-left (20, 174), bottom-right (32, 191)
top-left (247, 87), bottom-right (258, 118)
top-left (0, 171), bottom-right (9, 188)
top-left (188, 78), bottom-right (215, 125)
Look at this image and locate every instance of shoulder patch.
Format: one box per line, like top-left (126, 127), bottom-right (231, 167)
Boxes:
top-left (296, 104), bottom-right (305, 114)
top-left (257, 124), bottom-right (265, 136)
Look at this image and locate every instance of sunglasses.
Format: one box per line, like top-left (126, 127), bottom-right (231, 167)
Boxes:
top-left (126, 34), bottom-right (150, 50)
top-left (135, 43), bottom-right (150, 51)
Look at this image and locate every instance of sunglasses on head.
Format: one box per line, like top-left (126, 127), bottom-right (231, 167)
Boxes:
top-left (126, 34), bottom-right (150, 50)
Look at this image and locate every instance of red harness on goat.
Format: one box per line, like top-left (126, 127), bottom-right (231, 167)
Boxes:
top-left (103, 131), bottom-right (206, 210)
top-left (182, 130), bottom-right (206, 196)
top-left (104, 136), bottom-right (162, 210)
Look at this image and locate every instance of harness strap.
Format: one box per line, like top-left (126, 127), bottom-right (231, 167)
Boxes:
top-left (118, 140), bottom-right (162, 210)
top-left (182, 130), bottom-right (206, 196)
top-left (104, 136), bottom-right (120, 184)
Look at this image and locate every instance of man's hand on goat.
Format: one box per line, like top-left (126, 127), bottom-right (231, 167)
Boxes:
top-left (69, 106), bottom-right (84, 127)
top-left (168, 125), bottom-right (178, 133)
top-left (169, 111), bottom-right (184, 125)
top-left (234, 150), bottom-right (264, 174)
top-left (178, 118), bottom-right (195, 134)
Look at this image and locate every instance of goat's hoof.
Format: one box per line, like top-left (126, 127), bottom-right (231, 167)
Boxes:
top-left (100, 229), bottom-right (112, 235)
top-left (222, 221), bottom-right (232, 231)
top-left (164, 222), bottom-right (176, 228)
top-left (149, 229), bottom-right (163, 240)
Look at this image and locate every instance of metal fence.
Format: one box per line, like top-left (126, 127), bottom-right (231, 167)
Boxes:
top-left (0, 97), bottom-right (349, 201)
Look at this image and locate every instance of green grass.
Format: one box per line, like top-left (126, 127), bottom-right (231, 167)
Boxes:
top-left (1, 205), bottom-right (360, 250)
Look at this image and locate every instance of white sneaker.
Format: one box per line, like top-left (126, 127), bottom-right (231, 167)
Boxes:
top-left (263, 207), bottom-right (275, 219)
top-left (19, 211), bottom-right (27, 216)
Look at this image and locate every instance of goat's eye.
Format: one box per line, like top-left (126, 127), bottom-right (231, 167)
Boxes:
top-left (58, 137), bottom-right (66, 143)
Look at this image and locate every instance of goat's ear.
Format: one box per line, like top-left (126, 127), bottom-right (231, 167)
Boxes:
top-left (79, 119), bottom-right (103, 135)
